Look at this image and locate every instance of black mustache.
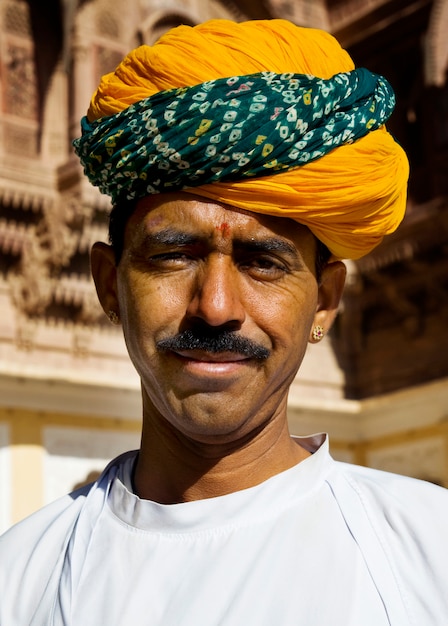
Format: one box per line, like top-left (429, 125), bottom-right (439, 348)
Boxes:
top-left (157, 329), bottom-right (270, 361)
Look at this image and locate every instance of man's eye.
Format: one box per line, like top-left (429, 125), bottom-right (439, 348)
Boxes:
top-left (148, 251), bottom-right (191, 266)
top-left (241, 256), bottom-right (288, 278)
top-left (152, 252), bottom-right (187, 261)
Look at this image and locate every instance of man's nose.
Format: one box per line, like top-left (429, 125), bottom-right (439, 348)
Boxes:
top-left (186, 255), bottom-right (246, 328)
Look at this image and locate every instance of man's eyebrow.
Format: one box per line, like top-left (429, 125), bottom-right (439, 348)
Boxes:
top-left (134, 228), bottom-right (300, 258)
top-left (234, 236), bottom-right (299, 257)
top-left (137, 228), bottom-right (203, 249)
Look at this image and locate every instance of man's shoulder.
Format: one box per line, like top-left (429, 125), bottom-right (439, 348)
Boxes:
top-left (1, 485), bottom-right (87, 547)
top-left (0, 486), bottom-right (89, 582)
top-left (331, 459), bottom-right (448, 559)
top-left (326, 460), bottom-right (448, 622)
top-left (0, 487), bottom-right (89, 624)
top-left (0, 451), bottom-right (136, 624)
top-left (335, 459), bottom-right (448, 506)
top-left (0, 448), bottom-right (136, 560)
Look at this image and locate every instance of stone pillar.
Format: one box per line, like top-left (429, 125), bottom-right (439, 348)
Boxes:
top-left (70, 40), bottom-right (92, 143)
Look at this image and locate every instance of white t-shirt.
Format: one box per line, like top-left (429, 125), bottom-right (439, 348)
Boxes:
top-left (1, 434), bottom-right (447, 625)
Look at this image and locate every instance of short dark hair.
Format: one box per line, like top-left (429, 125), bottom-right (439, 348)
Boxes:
top-left (315, 238), bottom-right (332, 283)
top-left (109, 199), bottom-right (137, 265)
top-left (108, 200), bottom-right (331, 281)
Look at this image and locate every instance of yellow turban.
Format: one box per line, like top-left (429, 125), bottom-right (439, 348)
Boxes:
top-left (84, 19), bottom-right (409, 260)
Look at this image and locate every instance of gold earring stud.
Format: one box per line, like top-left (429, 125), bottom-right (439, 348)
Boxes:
top-left (312, 325), bottom-right (324, 341)
top-left (108, 310), bottom-right (119, 325)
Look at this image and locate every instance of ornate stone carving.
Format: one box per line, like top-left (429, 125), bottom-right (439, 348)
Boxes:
top-left (3, 0), bottom-right (31, 36)
top-left (8, 226), bottom-right (53, 317)
top-left (4, 42), bottom-right (37, 119)
top-left (7, 192), bottom-right (96, 321)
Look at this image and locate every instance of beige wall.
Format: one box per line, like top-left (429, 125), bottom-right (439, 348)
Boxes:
top-left (0, 405), bottom-right (141, 531)
top-left (0, 374), bottom-right (143, 531)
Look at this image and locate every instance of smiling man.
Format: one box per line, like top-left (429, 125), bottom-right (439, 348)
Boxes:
top-left (1, 18), bottom-right (448, 626)
top-left (92, 193), bottom-right (345, 504)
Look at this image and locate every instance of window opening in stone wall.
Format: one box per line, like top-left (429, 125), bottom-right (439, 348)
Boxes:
top-left (148, 14), bottom-right (196, 45)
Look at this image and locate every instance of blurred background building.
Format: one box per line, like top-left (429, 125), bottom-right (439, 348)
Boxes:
top-left (0, 0), bottom-right (447, 531)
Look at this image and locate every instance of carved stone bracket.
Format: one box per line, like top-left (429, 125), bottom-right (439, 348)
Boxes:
top-left (9, 224), bottom-right (54, 316)
top-left (7, 190), bottom-right (98, 321)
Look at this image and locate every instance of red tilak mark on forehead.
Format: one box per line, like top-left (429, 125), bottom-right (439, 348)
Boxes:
top-left (216, 222), bottom-right (231, 237)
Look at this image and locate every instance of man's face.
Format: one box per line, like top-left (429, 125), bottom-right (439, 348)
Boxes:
top-left (94, 193), bottom-right (344, 444)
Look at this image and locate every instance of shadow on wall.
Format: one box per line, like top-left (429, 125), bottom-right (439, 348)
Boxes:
top-left (72, 470), bottom-right (102, 491)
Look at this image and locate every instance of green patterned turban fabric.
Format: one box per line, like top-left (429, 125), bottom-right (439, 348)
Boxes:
top-left (73, 68), bottom-right (395, 205)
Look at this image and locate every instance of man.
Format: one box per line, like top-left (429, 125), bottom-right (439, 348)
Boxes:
top-left (1, 19), bottom-right (447, 625)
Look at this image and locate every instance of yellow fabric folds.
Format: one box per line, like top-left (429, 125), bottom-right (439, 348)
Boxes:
top-left (86, 19), bottom-right (409, 260)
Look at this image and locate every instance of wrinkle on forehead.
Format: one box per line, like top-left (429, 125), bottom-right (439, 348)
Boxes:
top-left (136, 192), bottom-right (261, 222)
top-left (131, 192), bottom-right (313, 246)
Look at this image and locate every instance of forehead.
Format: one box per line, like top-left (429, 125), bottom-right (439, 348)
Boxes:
top-left (125, 193), bottom-right (315, 251)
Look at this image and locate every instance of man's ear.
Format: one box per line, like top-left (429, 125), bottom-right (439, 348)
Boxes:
top-left (309, 261), bottom-right (346, 343)
top-left (90, 242), bottom-right (120, 322)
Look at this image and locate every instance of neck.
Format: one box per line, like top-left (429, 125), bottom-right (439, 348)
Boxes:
top-left (133, 401), bottom-right (310, 504)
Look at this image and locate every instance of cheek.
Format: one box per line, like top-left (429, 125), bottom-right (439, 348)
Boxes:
top-left (254, 279), bottom-right (318, 335)
top-left (117, 271), bottom-right (189, 334)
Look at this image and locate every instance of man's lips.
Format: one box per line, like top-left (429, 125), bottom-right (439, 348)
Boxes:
top-left (164, 349), bottom-right (261, 390)
top-left (174, 350), bottom-right (250, 363)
